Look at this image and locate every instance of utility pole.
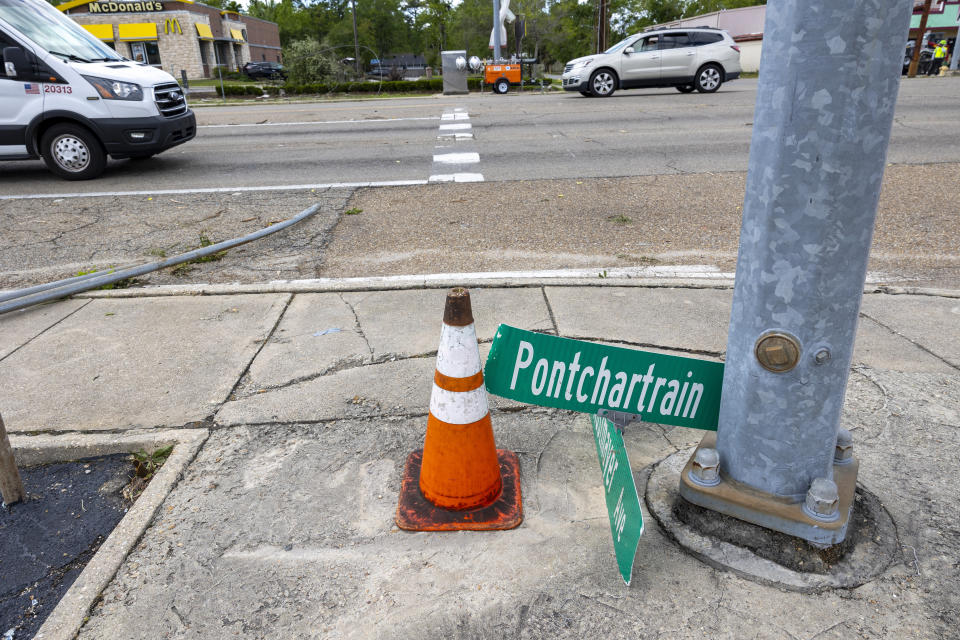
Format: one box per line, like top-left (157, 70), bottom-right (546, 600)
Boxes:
top-left (0, 413), bottom-right (25, 506)
top-left (908, 0), bottom-right (932, 77)
top-left (493, 0), bottom-right (502, 61)
top-left (680, 0), bottom-right (914, 546)
top-left (596, 0), bottom-right (608, 54)
top-left (351, 0), bottom-right (360, 76)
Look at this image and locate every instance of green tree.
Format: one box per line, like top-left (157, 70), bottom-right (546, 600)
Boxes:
top-left (284, 38), bottom-right (337, 83)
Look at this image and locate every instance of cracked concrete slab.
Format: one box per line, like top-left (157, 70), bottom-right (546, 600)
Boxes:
top-left (342, 288), bottom-right (555, 357)
top-left (852, 314), bottom-right (956, 373)
top-left (217, 348), bottom-right (524, 427)
top-left (0, 299), bottom-right (89, 361)
top-left (860, 294), bottom-right (960, 370)
top-left (245, 293), bottom-right (370, 391)
top-left (76, 360), bottom-right (958, 639)
top-left (0, 294), bottom-right (289, 432)
top-left (546, 286), bottom-right (732, 355)
top-left (241, 288), bottom-right (553, 394)
top-left (0, 190), bottom-right (347, 290)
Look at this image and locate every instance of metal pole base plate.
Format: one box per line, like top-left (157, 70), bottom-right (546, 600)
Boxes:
top-left (678, 433), bottom-right (858, 547)
top-left (395, 449), bottom-right (523, 531)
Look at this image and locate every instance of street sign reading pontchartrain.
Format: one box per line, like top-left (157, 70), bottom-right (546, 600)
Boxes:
top-left (485, 325), bottom-right (724, 430)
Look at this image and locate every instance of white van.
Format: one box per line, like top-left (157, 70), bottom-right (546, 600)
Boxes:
top-left (1, 0), bottom-right (195, 180)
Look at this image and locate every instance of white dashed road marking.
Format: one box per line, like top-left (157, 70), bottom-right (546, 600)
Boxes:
top-left (432, 152), bottom-right (480, 164)
top-left (429, 109), bottom-right (484, 183)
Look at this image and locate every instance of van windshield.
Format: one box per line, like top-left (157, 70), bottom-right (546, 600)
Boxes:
top-left (0, 0), bottom-right (122, 62)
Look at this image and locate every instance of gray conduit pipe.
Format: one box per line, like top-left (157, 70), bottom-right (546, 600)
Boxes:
top-left (0, 202), bottom-right (322, 315)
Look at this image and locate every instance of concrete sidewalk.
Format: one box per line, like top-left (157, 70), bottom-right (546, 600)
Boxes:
top-left (1, 279), bottom-right (958, 639)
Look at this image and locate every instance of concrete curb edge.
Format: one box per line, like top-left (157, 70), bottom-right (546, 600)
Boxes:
top-left (10, 428), bottom-right (210, 640)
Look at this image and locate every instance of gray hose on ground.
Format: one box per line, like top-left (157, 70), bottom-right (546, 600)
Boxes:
top-left (0, 202), bottom-right (322, 315)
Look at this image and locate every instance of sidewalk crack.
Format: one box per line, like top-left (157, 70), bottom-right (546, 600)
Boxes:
top-left (860, 311), bottom-right (959, 372)
top-left (540, 286), bottom-right (560, 335)
top-left (339, 292), bottom-right (374, 356)
top-left (0, 298), bottom-right (93, 364)
top-left (221, 293), bottom-right (293, 404)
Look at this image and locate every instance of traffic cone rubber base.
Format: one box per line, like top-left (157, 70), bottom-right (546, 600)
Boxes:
top-left (395, 448), bottom-right (523, 531)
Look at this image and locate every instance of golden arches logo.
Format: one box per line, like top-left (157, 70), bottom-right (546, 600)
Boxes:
top-left (164, 18), bottom-right (182, 35)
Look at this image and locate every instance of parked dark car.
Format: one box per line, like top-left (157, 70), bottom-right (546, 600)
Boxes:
top-left (243, 61), bottom-right (286, 80)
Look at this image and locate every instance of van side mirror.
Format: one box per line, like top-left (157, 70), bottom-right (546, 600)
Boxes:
top-left (3, 47), bottom-right (29, 79)
top-left (623, 47), bottom-right (635, 55)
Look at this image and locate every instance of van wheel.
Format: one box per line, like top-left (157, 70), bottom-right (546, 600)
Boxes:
top-left (493, 78), bottom-right (510, 94)
top-left (41, 124), bottom-right (107, 180)
top-left (589, 69), bottom-right (616, 97)
top-left (695, 64), bottom-right (723, 93)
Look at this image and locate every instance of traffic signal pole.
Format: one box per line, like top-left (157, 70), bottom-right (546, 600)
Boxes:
top-left (679, 0), bottom-right (914, 546)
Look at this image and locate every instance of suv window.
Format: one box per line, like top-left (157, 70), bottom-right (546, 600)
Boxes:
top-left (660, 32), bottom-right (691, 49)
top-left (639, 35), bottom-right (659, 52)
top-left (692, 32), bottom-right (724, 46)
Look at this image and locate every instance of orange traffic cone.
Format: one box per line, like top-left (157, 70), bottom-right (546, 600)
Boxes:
top-left (395, 287), bottom-right (523, 531)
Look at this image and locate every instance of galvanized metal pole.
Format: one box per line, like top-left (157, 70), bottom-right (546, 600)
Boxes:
top-left (951, 29), bottom-right (960, 71)
top-left (0, 413), bottom-right (25, 506)
top-left (493, 0), bottom-right (502, 62)
top-left (681, 0), bottom-right (914, 546)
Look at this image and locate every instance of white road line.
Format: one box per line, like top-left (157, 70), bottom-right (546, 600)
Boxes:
top-left (199, 116), bottom-right (441, 129)
top-left (429, 108), bottom-right (483, 182)
top-left (427, 173), bottom-right (485, 182)
top-left (432, 152), bottom-right (480, 164)
top-left (0, 180), bottom-right (429, 201)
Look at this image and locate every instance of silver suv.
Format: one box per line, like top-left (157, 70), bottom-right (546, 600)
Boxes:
top-left (562, 27), bottom-right (742, 97)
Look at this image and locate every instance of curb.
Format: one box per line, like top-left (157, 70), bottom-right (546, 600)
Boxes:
top-left (10, 429), bottom-right (209, 640)
top-left (68, 272), bottom-right (960, 300)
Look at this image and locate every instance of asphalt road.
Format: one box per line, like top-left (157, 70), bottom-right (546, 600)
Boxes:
top-left (1, 76), bottom-right (959, 195)
top-left (0, 76), bottom-right (957, 290)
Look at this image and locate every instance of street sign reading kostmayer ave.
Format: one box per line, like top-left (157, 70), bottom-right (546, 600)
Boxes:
top-left (484, 324), bottom-right (726, 585)
top-left (485, 325), bottom-right (725, 430)
top-left (590, 414), bottom-right (644, 584)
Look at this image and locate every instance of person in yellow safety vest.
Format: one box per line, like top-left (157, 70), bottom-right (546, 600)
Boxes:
top-left (930, 40), bottom-right (948, 76)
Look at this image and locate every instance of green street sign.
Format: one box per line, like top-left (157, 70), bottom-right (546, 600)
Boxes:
top-left (590, 414), bottom-right (643, 585)
top-left (485, 325), bottom-right (724, 431)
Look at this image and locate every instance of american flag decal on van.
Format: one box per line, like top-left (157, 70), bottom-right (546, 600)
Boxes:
top-left (24, 83), bottom-right (40, 95)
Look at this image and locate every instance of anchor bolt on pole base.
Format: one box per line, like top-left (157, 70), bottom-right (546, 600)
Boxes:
top-left (678, 433), bottom-right (858, 548)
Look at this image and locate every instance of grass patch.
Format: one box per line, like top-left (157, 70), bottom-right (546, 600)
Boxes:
top-left (607, 214), bottom-right (633, 224)
top-left (344, 207), bottom-right (363, 215)
top-left (123, 445), bottom-right (173, 501)
top-left (170, 234), bottom-right (228, 277)
top-left (76, 267), bottom-right (137, 289)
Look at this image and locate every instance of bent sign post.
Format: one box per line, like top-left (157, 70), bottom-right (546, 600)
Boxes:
top-left (485, 325), bottom-right (725, 584)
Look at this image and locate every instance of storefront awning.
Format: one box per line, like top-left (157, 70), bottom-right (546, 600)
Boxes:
top-left (82, 24), bottom-right (114, 40)
top-left (230, 28), bottom-right (245, 43)
top-left (118, 23), bottom-right (158, 41)
top-left (195, 23), bottom-right (214, 41)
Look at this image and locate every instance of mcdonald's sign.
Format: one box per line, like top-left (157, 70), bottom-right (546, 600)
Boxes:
top-left (164, 18), bottom-right (182, 35)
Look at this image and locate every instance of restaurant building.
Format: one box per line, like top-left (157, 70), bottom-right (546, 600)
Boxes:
top-left (58, 0), bottom-right (281, 79)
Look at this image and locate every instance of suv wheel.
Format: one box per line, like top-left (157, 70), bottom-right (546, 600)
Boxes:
top-left (676, 84), bottom-right (695, 93)
top-left (41, 123), bottom-right (107, 180)
top-left (695, 64), bottom-right (723, 93)
top-left (589, 69), bottom-right (616, 97)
